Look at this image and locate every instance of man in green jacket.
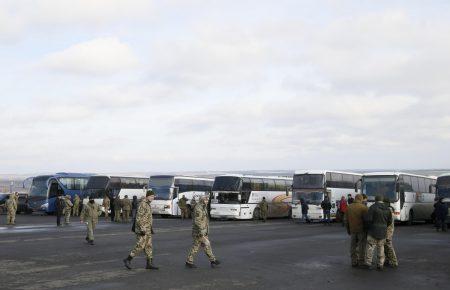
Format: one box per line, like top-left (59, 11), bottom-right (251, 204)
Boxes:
top-left (362, 195), bottom-right (392, 270)
top-left (344, 194), bottom-right (368, 267)
top-left (80, 196), bottom-right (102, 245)
top-left (259, 197), bottom-right (269, 222)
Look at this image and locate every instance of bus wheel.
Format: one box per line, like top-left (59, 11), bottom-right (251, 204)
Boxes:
top-left (407, 210), bottom-right (414, 226)
top-left (253, 208), bottom-right (260, 220)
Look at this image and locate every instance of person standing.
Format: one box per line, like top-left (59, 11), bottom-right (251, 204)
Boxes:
top-left (178, 195), bottom-right (188, 220)
top-left (114, 196), bottom-right (122, 222)
top-left (362, 195), bottom-right (392, 270)
top-left (345, 194), bottom-right (368, 267)
top-left (300, 198), bottom-right (310, 223)
top-left (383, 197), bottom-right (398, 268)
top-left (103, 195), bottom-right (110, 219)
top-left (123, 190), bottom-right (159, 270)
top-left (321, 196), bottom-right (332, 225)
top-left (110, 195), bottom-right (115, 222)
top-left (72, 194), bottom-right (81, 217)
top-left (63, 195), bottom-right (73, 225)
top-left (339, 196), bottom-right (348, 226)
top-left (6, 194), bottom-right (17, 225)
top-left (347, 194), bottom-right (354, 205)
top-left (259, 197), bottom-right (269, 222)
top-left (185, 195), bottom-right (220, 268)
top-left (55, 195), bottom-right (65, 227)
top-left (122, 195), bottom-right (132, 223)
top-left (80, 196), bottom-right (102, 245)
top-left (131, 195), bottom-right (138, 219)
top-left (435, 197), bottom-right (449, 232)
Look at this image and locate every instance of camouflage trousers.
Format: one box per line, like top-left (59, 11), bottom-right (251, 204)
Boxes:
top-left (6, 210), bottom-right (16, 224)
top-left (122, 210), bottom-right (130, 222)
top-left (365, 235), bottom-right (385, 267)
top-left (104, 207), bottom-right (109, 218)
top-left (72, 205), bottom-right (79, 216)
top-left (64, 210), bottom-right (71, 224)
top-left (260, 211), bottom-right (267, 222)
top-left (384, 238), bottom-right (398, 266)
top-left (180, 208), bottom-right (189, 219)
top-left (186, 235), bottom-right (215, 264)
top-left (114, 210), bottom-right (122, 222)
top-left (130, 233), bottom-right (153, 259)
top-left (85, 220), bottom-right (97, 241)
top-left (350, 232), bottom-right (366, 265)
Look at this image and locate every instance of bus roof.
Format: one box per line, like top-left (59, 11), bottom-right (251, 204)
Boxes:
top-left (363, 172), bottom-right (437, 179)
top-left (215, 174), bottom-right (293, 180)
top-left (34, 173), bottom-right (94, 179)
top-left (90, 175), bottom-right (148, 179)
top-left (437, 173), bottom-right (450, 178)
top-left (294, 170), bottom-right (362, 176)
top-left (150, 175), bottom-right (214, 181)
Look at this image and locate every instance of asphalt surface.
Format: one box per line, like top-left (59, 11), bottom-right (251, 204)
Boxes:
top-left (0, 214), bottom-right (449, 290)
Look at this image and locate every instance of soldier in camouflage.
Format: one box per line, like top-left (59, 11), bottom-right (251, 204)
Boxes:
top-left (103, 195), bottom-right (110, 219)
top-left (122, 195), bottom-right (132, 223)
top-left (80, 196), bottom-right (102, 245)
top-left (72, 194), bottom-right (80, 217)
top-left (114, 196), bottom-right (122, 222)
top-left (185, 195), bottom-right (221, 268)
top-left (123, 190), bottom-right (159, 270)
top-left (259, 197), bottom-right (269, 222)
top-left (6, 194), bottom-right (17, 225)
top-left (383, 197), bottom-right (398, 267)
top-left (63, 195), bottom-right (73, 225)
top-left (178, 195), bottom-right (188, 220)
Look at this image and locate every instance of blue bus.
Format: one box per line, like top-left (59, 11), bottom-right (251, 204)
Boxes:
top-left (28, 173), bottom-right (93, 214)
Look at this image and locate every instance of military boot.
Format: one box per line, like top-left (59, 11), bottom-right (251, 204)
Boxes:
top-left (146, 259), bottom-right (159, 270)
top-left (185, 262), bottom-right (197, 268)
top-left (123, 256), bottom-right (133, 270)
top-left (210, 260), bottom-right (221, 268)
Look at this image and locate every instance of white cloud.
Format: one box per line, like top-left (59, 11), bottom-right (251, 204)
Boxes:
top-left (39, 37), bottom-right (138, 75)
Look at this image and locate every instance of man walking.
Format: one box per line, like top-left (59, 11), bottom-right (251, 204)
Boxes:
top-left (73, 194), bottom-right (80, 217)
top-left (345, 194), bottom-right (368, 267)
top-left (103, 195), bottom-right (110, 219)
top-left (321, 196), bottom-right (332, 225)
top-left (80, 196), bottom-right (102, 245)
top-left (6, 194), bottom-right (17, 225)
top-left (362, 195), bottom-right (392, 270)
top-left (259, 197), bottom-right (269, 222)
top-left (123, 190), bottom-right (159, 270)
top-left (122, 195), bottom-right (132, 223)
top-left (185, 195), bottom-right (220, 268)
top-left (114, 196), bottom-right (122, 222)
top-left (383, 197), bottom-right (398, 268)
top-left (178, 195), bottom-right (188, 220)
top-left (63, 195), bottom-right (73, 225)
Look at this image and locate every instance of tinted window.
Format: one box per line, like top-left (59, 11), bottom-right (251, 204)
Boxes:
top-left (86, 176), bottom-right (110, 189)
top-left (411, 176), bottom-right (419, 192)
top-left (176, 179), bottom-right (193, 193)
top-left (212, 177), bottom-right (242, 191)
top-left (109, 177), bottom-right (121, 189)
top-left (418, 178), bottom-right (426, 193)
top-left (263, 179), bottom-right (275, 191)
top-left (251, 178), bottom-right (264, 191)
top-left (293, 174), bottom-right (324, 189)
top-left (401, 175), bottom-right (413, 192)
top-left (275, 179), bottom-right (286, 191)
top-left (242, 178), bottom-right (251, 191)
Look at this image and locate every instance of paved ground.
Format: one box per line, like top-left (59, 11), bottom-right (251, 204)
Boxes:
top-left (0, 215), bottom-right (449, 290)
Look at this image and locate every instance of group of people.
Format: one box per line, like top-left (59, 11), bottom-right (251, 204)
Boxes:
top-left (123, 190), bottom-right (221, 270)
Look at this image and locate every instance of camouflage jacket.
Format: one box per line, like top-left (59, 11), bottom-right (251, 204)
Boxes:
top-left (114, 198), bottom-right (122, 209)
top-left (135, 200), bottom-right (153, 234)
top-left (192, 202), bottom-right (209, 236)
top-left (259, 200), bottom-right (269, 212)
top-left (73, 195), bottom-right (80, 206)
top-left (6, 198), bottom-right (17, 211)
top-left (81, 202), bottom-right (102, 223)
top-left (386, 207), bottom-right (395, 240)
top-left (178, 197), bottom-right (188, 208)
top-left (102, 197), bottom-right (110, 208)
top-left (64, 198), bottom-right (73, 209)
top-left (122, 198), bottom-right (132, 211)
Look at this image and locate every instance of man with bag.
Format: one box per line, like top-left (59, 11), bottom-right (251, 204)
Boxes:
top-left (123, 190), bottom-right (159, 270)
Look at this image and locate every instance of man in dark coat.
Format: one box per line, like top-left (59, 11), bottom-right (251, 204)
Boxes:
top-left (435, 197), bottom-right (449, 232)
top-left (362, 195), bottom-right (392, 270)
top-left (55, 195), bottom-right (65, 227)
top-left (300, 198), bottom-right (310, 223)
top-left (321, 196), bottom-right (332, 225)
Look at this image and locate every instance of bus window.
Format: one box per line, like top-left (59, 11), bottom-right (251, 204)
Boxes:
top-left (251, 179), bottom-right (264, 191)
top-left (263, 179), bottom-right (275, 191)
top-left (242, 178), bottom-right (251, 191)
top-left (401, 175), bottom-right (413, 191)
top-left (411, 176), bottom-right (419, 192)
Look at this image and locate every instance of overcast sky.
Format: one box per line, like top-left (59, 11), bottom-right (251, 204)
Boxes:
top-left (1, 0), bottom-right (450, 174)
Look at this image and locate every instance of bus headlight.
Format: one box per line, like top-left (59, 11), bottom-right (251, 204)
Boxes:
top-left (40, 203), bottom-right (48, 210)
top-left (164, 205), bottom-right (171, 209)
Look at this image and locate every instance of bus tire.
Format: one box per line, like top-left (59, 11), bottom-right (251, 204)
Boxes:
top-left (253, 208), bottom-right (261, 220)
top-left (407, 210), bottom-right (414, 226)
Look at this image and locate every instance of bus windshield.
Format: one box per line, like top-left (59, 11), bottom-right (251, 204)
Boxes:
top-left (293, 174), bottom-right (324, 189)
top-left (217, 192), bottom-right (241, 204)
top-left (150, 176), bottom-right (174, 200)
top-left (362, 176), bottom-right (398, 202)
top-left (437, 176), bottom-right (450, 198)
top-left (293, 191), bottom-right (324, 205)
top-left (212, 176), bottom-right (242, 192)
top-left (30, 176), bottom-right (50, 197)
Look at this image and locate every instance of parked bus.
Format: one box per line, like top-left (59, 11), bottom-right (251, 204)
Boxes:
top-left (83, 175), bottom-right (148, 211)
top-left (433, 173), bottom-right (450, 223)
top-left (28, 173), bottom-right (92, 214)
top-left (148, 175), bottom-right (214, 217)
top-left (210, 175), bottom-right (293, 220)
top-left (361, 172), bottom-right (436, 224)
top-left (291, 170), bottom-right (362, 221)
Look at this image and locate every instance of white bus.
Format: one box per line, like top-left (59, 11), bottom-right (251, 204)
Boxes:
top-left (210, 175), bottom-right (293, 220)
top-left (291, 170), bottom-right (362, 221)
top-left (149, 175), bottom-right (214, 217)
top-left (361, 172), bottom-right (436, 224)
top-left (83, 175), bottom-right (149, 211)
top-left (436, 173), bottom-right (450, 223)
